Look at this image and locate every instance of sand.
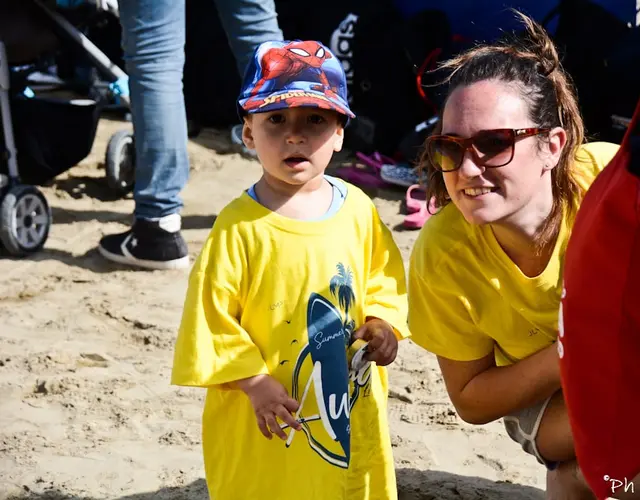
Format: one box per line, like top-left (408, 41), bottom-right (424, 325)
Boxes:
top-left (0, 118), bottom-right (546, 499)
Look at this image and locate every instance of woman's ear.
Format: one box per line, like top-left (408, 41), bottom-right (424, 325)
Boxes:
top-left (242, 116), bottom-right (255, 150)
top-left (545, 126), bottom-right (567, 171)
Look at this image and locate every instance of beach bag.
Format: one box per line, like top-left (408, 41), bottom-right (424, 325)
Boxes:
top-left (559, 97), bottom-right (640, 500)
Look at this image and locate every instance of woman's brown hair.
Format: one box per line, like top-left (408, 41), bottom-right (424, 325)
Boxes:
top-left (421, 11), bottom-right (585, 250)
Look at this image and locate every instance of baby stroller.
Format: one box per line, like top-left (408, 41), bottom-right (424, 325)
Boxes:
top-left (0, 0), bottom-right (135, 257)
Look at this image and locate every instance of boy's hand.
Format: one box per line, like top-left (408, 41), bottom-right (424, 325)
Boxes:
top-left (235, 374), bottom-right (302, 440)
top-left (352, 318), bottom-right (398, 366)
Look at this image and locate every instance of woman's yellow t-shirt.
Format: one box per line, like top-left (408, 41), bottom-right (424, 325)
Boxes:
top-left (408, 142), bottom-right (619, 366)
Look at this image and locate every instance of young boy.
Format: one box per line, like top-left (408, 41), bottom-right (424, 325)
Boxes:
top-left (171, 40), bottom-right (410, 500)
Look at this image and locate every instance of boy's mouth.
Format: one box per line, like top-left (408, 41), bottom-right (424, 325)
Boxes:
top-left (284, 156), bottom-right (309, 168)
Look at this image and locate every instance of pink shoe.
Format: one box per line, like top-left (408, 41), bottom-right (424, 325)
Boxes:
top-left (403, 196), bottom-right (438, 229)
top-left (335, 151), bottom-right (396, 189)
top-left (405, 184), bottom-right (427, 214)
top-left (355, 151), bottom-right (396, 170)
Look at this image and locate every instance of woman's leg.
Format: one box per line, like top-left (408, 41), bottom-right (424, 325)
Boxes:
top-left (536, 391), bottom-right (595, 500)
top-left (536, 391), bottom-right (575, 462)
top-left (546, 460), bottom-right (595, 500)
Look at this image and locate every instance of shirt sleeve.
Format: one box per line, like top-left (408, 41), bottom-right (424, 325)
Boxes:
top-left (574, 142), bottom-right (620, 189)
top-left (408, 258), bottom-right (495, 361)
top-left (171, 221), bottom-right (268, 387)
top-left (365, 209), bottom-right (410, 340)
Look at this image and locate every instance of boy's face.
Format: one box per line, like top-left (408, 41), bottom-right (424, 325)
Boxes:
top-left (242, 108), bottom-right (344, 187)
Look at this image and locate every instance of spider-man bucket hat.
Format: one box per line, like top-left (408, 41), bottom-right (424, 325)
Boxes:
top-left (237, 40), bottom-right (355, 120)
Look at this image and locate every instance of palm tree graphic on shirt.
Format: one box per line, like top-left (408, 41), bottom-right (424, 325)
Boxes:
top-left (329, 263), bottom-right (356, 340)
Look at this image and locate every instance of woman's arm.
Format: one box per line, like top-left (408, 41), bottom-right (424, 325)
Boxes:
top-left (437, 342), bottom-right (561, 425)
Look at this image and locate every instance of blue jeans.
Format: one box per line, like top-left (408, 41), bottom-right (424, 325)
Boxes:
top-left (118, 0), bottom-right (283, 220)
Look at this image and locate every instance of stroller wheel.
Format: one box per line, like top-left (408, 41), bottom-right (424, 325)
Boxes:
top-left (0, 185), bottom-right (52, 256)
top-left (106, 129), bottom-right (135, 195)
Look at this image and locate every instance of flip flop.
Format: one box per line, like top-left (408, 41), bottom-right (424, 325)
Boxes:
top-left (403, 196), bottom-right (438, 230)
top-left (405, 184), bottom-right (427, 214)
top-left (335, 151), bottom-right (397, 189)
top-left (335, 165), bottom-right (389, 189)
top-left (355, 151), bottom-right (396, 170)
top-left (372, 152), bottom-right (397, 166)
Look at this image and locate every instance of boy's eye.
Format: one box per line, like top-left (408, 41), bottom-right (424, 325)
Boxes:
top-left (308, 114), bottom-right (326, 124)
top-left (268, 114), bottom-right (285, 124)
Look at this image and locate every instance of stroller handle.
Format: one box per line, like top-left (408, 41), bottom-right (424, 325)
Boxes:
top-left (33, 0), bottom-right (130, 107)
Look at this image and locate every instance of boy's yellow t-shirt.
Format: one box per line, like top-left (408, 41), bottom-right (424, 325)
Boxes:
top-left (172, 184), bottom-right (409, 500)
top-left (408, 142), bottom-right (619, 366)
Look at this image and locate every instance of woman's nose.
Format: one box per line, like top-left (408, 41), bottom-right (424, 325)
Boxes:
top-left (457, 148), bottom-right (485, 177)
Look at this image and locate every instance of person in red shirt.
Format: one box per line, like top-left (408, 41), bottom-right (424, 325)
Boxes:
top-left (559, 96), bottom-right (640, 500)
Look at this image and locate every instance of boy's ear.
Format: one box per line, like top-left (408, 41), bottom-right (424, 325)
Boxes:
top-left (242, 116), bottom-right (255, 150)
top-left (333, 125), bottom-right (344, 152)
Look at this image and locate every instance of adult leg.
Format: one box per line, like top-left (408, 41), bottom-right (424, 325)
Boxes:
top-left (99, 0), bottom-right (189, 269)
top-left (216, 0), bottom-right (283, 157)
top-left (214, 0), bottom-right (284, 77)
top-left (536, 391), bottom-right (596, 500)
top-left (546, 460), bottom-right (596, 500)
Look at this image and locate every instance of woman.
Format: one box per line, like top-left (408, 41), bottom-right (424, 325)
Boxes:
top-left (408, 12), bottom-right (619, 499)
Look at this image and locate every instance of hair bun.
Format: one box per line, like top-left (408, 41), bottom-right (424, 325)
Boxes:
top-left (512, 9), bottom-right (561, 77)
top-left (537, 54), bottom-right (558, 77)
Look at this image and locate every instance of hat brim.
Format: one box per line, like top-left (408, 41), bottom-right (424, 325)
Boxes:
top-left (239, 89), bottom-right (355, 119)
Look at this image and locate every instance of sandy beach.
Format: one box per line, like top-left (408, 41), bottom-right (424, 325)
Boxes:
top-left (0, 118), bottom-right (547, 499)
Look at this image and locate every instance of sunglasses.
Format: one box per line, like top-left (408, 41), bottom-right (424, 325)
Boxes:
top-left (425, 128), bottom-right (550, 172)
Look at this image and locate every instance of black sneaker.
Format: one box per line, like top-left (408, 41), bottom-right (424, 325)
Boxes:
top-left (98, 214), bottom-right (189, 270)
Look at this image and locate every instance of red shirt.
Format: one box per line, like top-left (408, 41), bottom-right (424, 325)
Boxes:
top-left (559, 99), bottom-right (640, 500)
